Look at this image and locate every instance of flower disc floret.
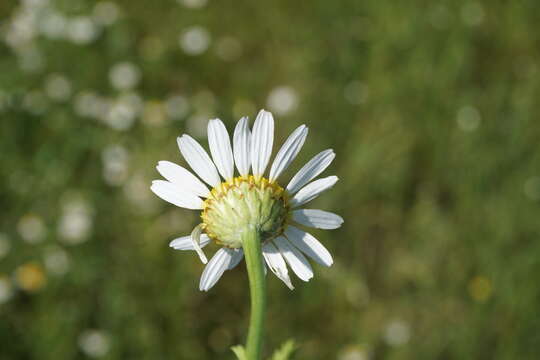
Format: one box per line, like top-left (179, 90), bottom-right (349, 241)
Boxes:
top-left (201, 176), bottom-right (290, 248)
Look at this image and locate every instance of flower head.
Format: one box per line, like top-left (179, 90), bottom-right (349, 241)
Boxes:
top-left (151, 110), bottom-right (343, 291)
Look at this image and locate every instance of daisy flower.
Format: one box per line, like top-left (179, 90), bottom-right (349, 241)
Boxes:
top-left (151, 109), bottom-right (343, 291)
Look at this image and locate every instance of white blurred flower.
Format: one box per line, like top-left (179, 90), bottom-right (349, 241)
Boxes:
top-left (267, 86), bottom-right (298, 115)
top-left (102, 145), bottom-right (129, 186)
top-left (124, 173), bottom-right (157, 213)
top-left (524, 176), bottom-right (540, 201)
top-left (180, 26), bottom-right (210, 55)
top-left (58, 196), bottom-right (93, 245)
top-left (109, 62), bottom-right (141, 91)
top-left (17, 214), bottom-right (46, 244)
top-left (456, 105), bottom-right (481, 132)
top-left (338, 346), bottom-right (370, 360)
top-left (44, 73), bottom-right (72, 102)
top-left (177, 0), bottom-right (208, 9)
top-left (383, 320), bottom-right (411, 347)
top-left (0, 277), bottom-right (13, 305)
top-left (165, 94), bottom-right (190, 120)
top-left (22, 0), bottom-right (48, 7)
top-left (79, 330), bottom-right (110, 358)
top-left (461, 2), bottom-right (485, 26)
top-left (428, 4), bottom-right (451, 30)
top-left (44, 246), bottom-right (70, 275)
top-left (5, 9), bottom-right (38, 48)
top-left (67, 17), bottom-right (99, 45)
top-left (17, 46), bottom-right (45, 73)
top-left (0, 234), bottom-right (11, 259)
top-left (186, 112), bottom-right (211, 138)
top-left (215, 36), bottom-right (242, 61)
top-left (74, 91), bottom-right (111, 119)
top-left (39, 10), bottom-right (67, 39)
top-left (344, 81), bottom-right (369, 105)
top-left (92, 2), bottom-right (120, 26)
top-left (104, 92), bottom-right (142, 130)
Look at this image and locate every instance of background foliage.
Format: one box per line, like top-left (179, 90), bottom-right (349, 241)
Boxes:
top-left (1, 0), bottom-right (540, 359)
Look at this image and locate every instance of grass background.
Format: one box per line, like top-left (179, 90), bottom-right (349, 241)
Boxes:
top-left (1, 0), bottom-right (540, 359)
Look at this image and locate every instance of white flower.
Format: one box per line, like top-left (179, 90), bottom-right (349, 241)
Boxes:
top-left (151, 109), bottom-right (343, 291)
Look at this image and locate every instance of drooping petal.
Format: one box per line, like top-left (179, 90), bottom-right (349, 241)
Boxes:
top-left (191, 224), bottom-right (208, 264)
top-left (156, 161), bottom-right (210, 198)
top-left (291, 209), bottom-right (344, 229)
top-left (268, 125), bottom-right (308, 182)
top-left (273, 236), bottom-right (313, 282)
top-left (262, 242), bottom-right (294, 290)
top-left (150, 180), bottom-right (204, 210)
top-left (250, 110), bottom-right (274, 178)
top-left (290, 176), bottom-right (339, 208)
top-left (208, 119), bottom-right (234, 181)
top-left (285, 226), bottom-right (333, 267)
top-left (233, 117), bottom-right (251, 177)
top-left (177, 135), bottom-right (221, 187)
top-left (169, 234), bottom-right (211, 250)
top-left (228, 249), bottom-right (244, 270)
top-left (286, 149), bottom-right (335, 194)
top-left (199, 248), bottom-right (234, 291)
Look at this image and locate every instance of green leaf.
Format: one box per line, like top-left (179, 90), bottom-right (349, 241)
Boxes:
top-left (231, 345), bottom-right (248, 360)
top-left (268, 340), bottom-right (297, 360)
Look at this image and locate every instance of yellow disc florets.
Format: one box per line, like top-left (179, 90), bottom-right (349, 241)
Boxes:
top-left (201, 176), bottom-right (290, 249)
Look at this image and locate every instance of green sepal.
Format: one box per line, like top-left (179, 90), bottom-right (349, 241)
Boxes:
top-left (231, 345), bottom-right (248, 360)
top-left (268, 340), bottom-right (297, 360)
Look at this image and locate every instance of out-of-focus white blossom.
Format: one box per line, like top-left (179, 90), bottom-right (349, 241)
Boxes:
top-left (267, 86), bottom-right (298, 115)
top-left (44, 73), bottom-right (72, 102)
top-left (102, 145), bottom-right (129, 186)
top-left (92, 2), bottom-right (121, 26)
top-left (58, 195), bottom-right (93, 245)
top-left (79, 330), bottom-right (111, 358)
top-left (44, 245), bottom-right (71, 275)
top-left (109, 62), bottom-right (141, 91)
top-left (180, 26), bottom-right (210, 55)
top-left (67, 17), bottom-right (100, 45)
top-left (165, 94), bottom-right (190, 120)
top-left (17, 214), bottom-right (46, 244)
top-left (457, 105), bottom-right (481, 132)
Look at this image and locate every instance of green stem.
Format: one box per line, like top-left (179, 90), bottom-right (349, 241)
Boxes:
top-left (242, 227), bottom-right (266, 360)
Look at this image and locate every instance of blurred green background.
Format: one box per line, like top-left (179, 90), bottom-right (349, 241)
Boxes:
top-left (2, 0), bottom-right (540, 359)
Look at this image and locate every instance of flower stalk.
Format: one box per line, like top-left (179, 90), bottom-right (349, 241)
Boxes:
top-left (242, 227), bottom-right (267, 360)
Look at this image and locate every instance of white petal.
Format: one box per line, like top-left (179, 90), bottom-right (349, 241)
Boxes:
top-left (268, 125), bottom-right (308, 182)
top-left (250, 110), bottom-right (274, 177)
top-left (292, 209), bottom-right (344, 229)
top-left (150, 180), bottom-right (204, 210)
top-left (233, 117), bottom-right (252, 177)
top-left (285, 226), bottom-right (333, 267)
top-left (262, 242), bottom-right (294, 290)
top-left (208, 119), bottom-right (234, 181)
top-left (177, 135), bottom-right (221, 187)
top-left (290, 176), bottom-right (339, 208)
top-left (156, 161), bottom-right (210, 198)
top-left (169, 234), bottom-right (211, 250)
top-left (191, 224), bottom-right (208, 264)
top-left (228, 249), bottom-right (244, 270)
top-left (286, 149), bottom-right (335, 194)
top-left (273, 236), bottom-right (313, 282)
top-left (199, 248), bottom-right (234, 291)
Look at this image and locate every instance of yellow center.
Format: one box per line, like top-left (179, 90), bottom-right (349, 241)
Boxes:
top-left (201, 176), bottom-right (290, 248)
